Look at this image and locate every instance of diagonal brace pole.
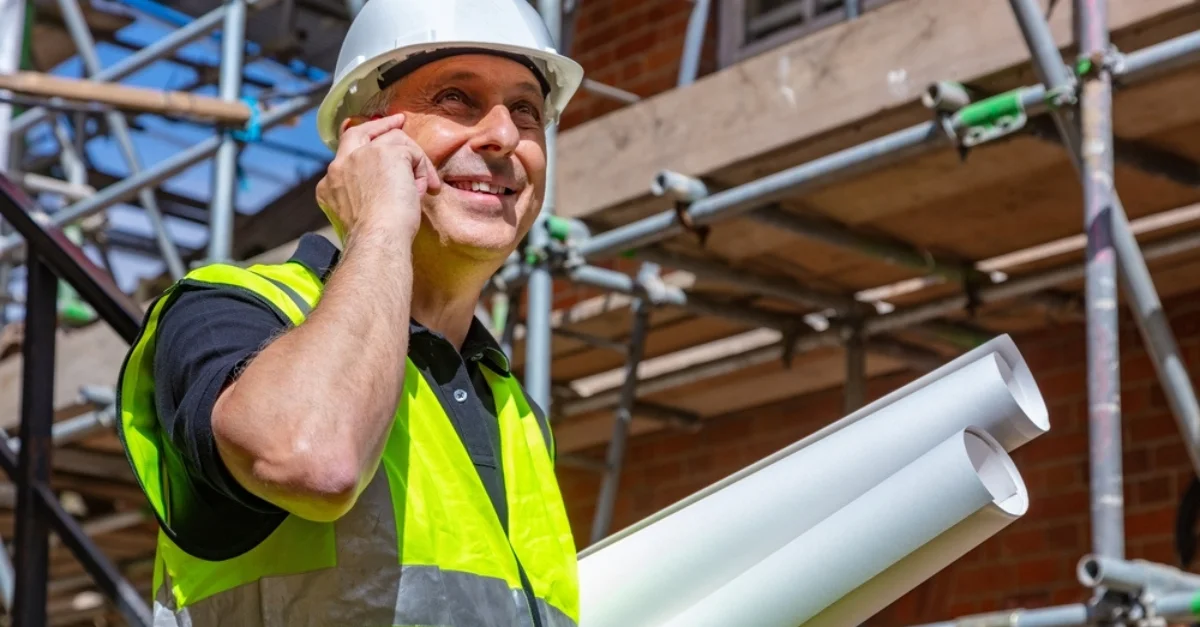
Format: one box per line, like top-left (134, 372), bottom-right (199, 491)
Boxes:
top-left (590, 264), bottom-right (657, 544)
top-left (55, 0), bottom-right (187, 280)
top-left (1008, 0), bottom-right (1200, 489)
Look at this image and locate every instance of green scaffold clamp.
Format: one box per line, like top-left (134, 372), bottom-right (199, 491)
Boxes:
top-left (57, 224), bottom-right (97, 327)
top-left (545, 216), bottom-right (573, 243)
top-left (955, 89), bottom-right (1028, 148)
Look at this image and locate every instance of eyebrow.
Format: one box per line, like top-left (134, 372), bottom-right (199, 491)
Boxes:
top-left (440, 70), bottom-right (543, 99)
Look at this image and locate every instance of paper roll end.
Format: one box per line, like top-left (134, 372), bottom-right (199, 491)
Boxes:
top-left (962, 427), bottom-right (1029, 516)
top-left (987, 337), bottom-right (1052, 443)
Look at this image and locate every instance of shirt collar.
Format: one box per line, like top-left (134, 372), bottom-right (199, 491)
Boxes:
top-left (287, 232), bottom-right (340, 282)
top-left (409, 317), bottom-right (512, 375)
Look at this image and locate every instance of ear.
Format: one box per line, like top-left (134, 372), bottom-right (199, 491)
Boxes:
top-left (340, 115), bottom-right (374, 136)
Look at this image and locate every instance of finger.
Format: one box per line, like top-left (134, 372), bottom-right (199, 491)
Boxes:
top-left (422, 154), bottom-right (443, 195)
top-left (338, 113), bottom-right (406, 153)
top-left (379, 135), bottom-right (441, 196)
top-left (373, 127), bottom-right (415, 146)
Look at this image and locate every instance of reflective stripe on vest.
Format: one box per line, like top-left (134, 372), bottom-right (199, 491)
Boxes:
top-left (116, 259), bottom-right (579, 627)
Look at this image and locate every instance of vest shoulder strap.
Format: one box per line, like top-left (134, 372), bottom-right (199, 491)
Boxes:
top-left (252, 263), bottom-right (553, 458)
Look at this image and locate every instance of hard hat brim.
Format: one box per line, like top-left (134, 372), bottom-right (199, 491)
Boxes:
top-left (315, 41), bottom-right (584, 151)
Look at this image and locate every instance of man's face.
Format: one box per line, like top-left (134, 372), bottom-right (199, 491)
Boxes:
top-left (355, 54), bottom-right (548, 262)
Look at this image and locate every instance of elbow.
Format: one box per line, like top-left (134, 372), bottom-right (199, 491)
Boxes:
top-left (253, 454), bottom-right (363, 522)
top-left (212, 401), bottom-right (366, 522)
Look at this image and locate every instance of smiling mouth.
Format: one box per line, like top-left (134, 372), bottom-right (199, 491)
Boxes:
top-left (448, 181), bottom-right (516, 196)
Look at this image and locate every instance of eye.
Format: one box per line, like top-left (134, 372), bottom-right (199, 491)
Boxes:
top-left (435, 88), bottom-right (471, 106)
top-left (512, 101), bottom-right (543, 123)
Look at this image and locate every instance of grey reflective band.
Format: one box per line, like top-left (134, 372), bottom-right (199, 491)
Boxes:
top-left (155, 564), bottom-right (544, 627)
top-left (537, 599), bottom-right (577, 627)
top-left (151, 468), bottom-right (577, 627)
top-left (257, 274), bottom-right (312, 318)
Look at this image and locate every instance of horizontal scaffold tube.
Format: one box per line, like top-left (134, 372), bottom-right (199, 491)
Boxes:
top-left (561, 223), bottom-right (1200, 418)
top-left (571, 27), bottom-right (1200, 264)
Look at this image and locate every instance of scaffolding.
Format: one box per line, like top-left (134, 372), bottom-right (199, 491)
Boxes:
top-left (1, 0), bottom-right (1200, 624)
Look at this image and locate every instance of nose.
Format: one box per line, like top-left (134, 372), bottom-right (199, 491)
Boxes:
top-left (470, 105), bottom-right (521, 157)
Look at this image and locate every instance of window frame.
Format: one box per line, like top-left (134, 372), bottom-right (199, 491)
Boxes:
top-left (717, 0), bottom-right (903, 69)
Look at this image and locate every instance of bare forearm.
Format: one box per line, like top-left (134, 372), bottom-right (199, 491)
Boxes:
top-left (214, 222), bottom-right (413, 520)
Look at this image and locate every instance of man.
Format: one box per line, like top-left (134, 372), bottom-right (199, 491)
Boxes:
top-left (115, 1), bottom-right (585, 625)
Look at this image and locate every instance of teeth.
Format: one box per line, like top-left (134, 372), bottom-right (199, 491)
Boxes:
top-left (452, 181), bottom-right (508, 195)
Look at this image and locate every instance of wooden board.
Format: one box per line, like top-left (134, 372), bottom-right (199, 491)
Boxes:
top-left (553, 0), bottom-right (1200, 224)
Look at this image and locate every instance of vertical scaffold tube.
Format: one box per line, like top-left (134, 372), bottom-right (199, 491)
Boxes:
top-left (1076, 0), bottom-right (1124, 560)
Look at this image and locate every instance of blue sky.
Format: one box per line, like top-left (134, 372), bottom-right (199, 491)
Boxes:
top-left (7, 0), bottom-right (334, 317)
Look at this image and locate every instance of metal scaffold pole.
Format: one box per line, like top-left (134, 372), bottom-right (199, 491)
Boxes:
top-left (589, 305), bottom-right (650, 541)
top-left (677, 0), bottom-right (710, 86)
top-left (590, 265), bottom-right (657, 543)
top-left (1074, 0), bottom-right (1124, 562)
top-left (0, 0), bottom-right (23, 327)
top-left (207, 0), bottom-right (248, 263)
top-left (525, 0), bottom-right (562, 414)
top-left (843, 324), bottom-right (866, 414)
top-left (10, 256), bottom-right (55, 627)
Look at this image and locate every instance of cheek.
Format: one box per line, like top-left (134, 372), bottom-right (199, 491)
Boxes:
top-left (518, 141), bottom-right (548, 184)
top-left (404, 118), bottom-right (461, 164)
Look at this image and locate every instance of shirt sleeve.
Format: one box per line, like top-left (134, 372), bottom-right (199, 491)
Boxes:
top-left (152, 286), bottom-right (288, 513)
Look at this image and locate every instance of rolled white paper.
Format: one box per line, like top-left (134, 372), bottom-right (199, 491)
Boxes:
top-left (660, 428), bottom-right (1024, 627)
top-left (578, 336), bottom-right (1047, 627)
top-left (806, 440), bottom-right (1029, 627)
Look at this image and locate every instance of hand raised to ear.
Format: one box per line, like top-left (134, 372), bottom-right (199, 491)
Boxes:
top-left (316, 113), bottom-right (443, 242)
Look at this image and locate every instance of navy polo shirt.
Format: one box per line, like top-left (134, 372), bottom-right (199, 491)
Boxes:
top-left (151, 232), bottom-right (549, 556)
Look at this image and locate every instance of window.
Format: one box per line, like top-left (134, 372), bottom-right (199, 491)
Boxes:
top-left (718, 0), bottom-right (902, 68)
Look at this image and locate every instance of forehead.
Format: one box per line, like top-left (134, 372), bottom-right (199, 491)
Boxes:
top-left (397, 54), bottom-right (543, 98)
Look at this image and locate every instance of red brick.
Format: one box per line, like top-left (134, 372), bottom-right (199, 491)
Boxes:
top-left (954, 564), bottom-right (1014, 598)
top-left (946, 601), bottom-right (982, 618)
top-left (1153, 440), bottom-right (1192, 470)
top-left (1126, 505), bottom-right (1175, 537)
top-left (1024, 432), bottom-right (1088, 465)
top-left (1136, 537), bottom-right (1176, 565)
top-left (1007, 590), bottom-right (1052, 609)
top-left (641, 459), bottom-right (682, 484)
top-left (1015, 556), bottom-right (1061, 587)
top-left (1131, 476), bottom-right (1173, 507)
top-left (1045, 522), bottom-right (1085, 553)
top-left (1122, 351), bottom-right (1157, 385)
top-left (1126, 446), bottom-right (1151, 475)
top-left (1122, 385), bottom-right (1153, 417)
top-left (1001, 527), bottom-right (1046, 556)
top-left (1037, 368), bottom-right (1085, 401)
top-left (1032, 490), bottom-right (1088, 519)
top-left (1128, 411), bottom-right (1182, 446)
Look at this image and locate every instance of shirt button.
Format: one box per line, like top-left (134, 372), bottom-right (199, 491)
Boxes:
top-left (453, 389), bottom-right (468, 403)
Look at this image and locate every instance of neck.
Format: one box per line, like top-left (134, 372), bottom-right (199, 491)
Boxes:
top-left (409, 280), bottom-right (482, 349)
top-left (409, 238), bottom-right (502, 350)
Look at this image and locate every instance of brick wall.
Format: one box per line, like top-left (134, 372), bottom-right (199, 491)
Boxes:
top-left (559, 0), bottom-right (718, 131)
top-left (555, 291), bottom-right (1200, 624)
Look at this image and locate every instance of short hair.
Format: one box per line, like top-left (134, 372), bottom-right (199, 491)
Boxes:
top-left (356, 81), bottom-right (401, 122)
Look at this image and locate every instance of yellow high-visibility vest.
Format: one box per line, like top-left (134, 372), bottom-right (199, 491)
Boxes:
top-left (116, 257), bottom-right (580, 627)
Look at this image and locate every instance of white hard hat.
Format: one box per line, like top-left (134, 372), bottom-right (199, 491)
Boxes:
top-left (315, 0), bottom-right (585, 150)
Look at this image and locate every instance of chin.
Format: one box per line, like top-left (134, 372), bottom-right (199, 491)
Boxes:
top-left (441, 225), bottom-right (520, 260)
